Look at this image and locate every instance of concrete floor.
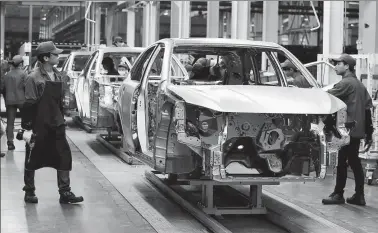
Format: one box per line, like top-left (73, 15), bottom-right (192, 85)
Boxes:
top-left (1, 135), bottom-right (157, 233)
top-left (0, 119), bottom-right (210, 233)
top-left (2, 117), bottom-right (378, 233)
top-left (264, 176), bottom-right (378, 233)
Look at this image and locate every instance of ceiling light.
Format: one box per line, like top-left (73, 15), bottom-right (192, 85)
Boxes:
top-left (349, 2), bottom-right (359, 5)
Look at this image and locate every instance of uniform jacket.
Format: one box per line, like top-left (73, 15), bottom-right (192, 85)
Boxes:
top-left (1, 68), bottom-right (27, 105)
top-left (328, 71), bottom-right (373, 139)
top-left (23, 64), bottom-right (69, 125)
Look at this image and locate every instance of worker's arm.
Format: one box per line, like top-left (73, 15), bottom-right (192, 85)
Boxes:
top-left (18, 72), bottom-right (27, 90)
top-left (327, 80), bottom-right (354, 100)
top-left (21, 76), bottom-right (39, 130)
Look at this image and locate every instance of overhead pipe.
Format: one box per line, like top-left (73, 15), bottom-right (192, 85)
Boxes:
top-left (304, 61), bottom-right (335, 69)
top-left (123, 1), bottom-right (148, 12)
top-left (310, 1), bottom-right (320, 31)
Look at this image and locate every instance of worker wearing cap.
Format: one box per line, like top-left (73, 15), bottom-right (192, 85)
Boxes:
top-left (281, 59), bottom-right (311, 88)
top-left (0, 55), bottom-right (27, 151)
top-left (21, 41), bottom-right (83, 204)
top-left (113, 36), bottom-right (127, 47)
top-left (322, 54), bottom-right (373, 206)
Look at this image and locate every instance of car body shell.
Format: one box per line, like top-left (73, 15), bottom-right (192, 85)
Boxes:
top-left (75, 46), bottom-right (144, 129)
top-left (60, 50), bottom-right (93, 110)
top-left (117, 38), bottom-right (350, 181)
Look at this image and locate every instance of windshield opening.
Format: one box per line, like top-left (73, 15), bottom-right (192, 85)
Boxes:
top-left (169, 46), bottom-right (316, 88)
top-left (101, 52), bottom-right (141, 76)
top-left (72, 55), bottom-right (90, 71)
top-left (57, 56), bottom-right (68, 68)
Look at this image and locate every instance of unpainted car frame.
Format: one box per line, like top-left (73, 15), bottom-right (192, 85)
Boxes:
top-left (117, 38), bottom-right (350, 182)
top-left (60, 50), bottom-right (93, 111)
top-left (75, 47), bottom-right (144, 130)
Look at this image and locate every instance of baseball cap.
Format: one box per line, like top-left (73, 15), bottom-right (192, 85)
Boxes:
top-left (331, 54), bottom-right (356, 67)
top-left (281, 59), bottom-right (297, 70)
top-left (114, 36), bottom-right (124, 43)
top-left (9, 55), bottom-right (24, 66)
top-left (35, 41), bottom-right (63, 56)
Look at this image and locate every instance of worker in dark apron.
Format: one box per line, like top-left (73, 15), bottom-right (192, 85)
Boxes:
top-left (21, 41), bottom-right (83, 204)
top-left (322, 54), bottom-right (373, 206)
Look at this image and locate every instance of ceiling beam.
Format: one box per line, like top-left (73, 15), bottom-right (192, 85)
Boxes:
top-left (4, 1), bottom-right (82, 7)
top-left (22, 2), bottom-right (82, 7)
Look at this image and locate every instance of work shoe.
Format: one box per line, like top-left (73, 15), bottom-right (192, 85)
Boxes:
top-left (7, 141), bottom-right (15, 151)
top-left (59, 191), bottom-right (84, 204)
top-left (322, 192), bottom-right (345, 205)
top-left (346, 193), bottom-right (366, 206)
top-left (24, 192), bottom-right (38, 203)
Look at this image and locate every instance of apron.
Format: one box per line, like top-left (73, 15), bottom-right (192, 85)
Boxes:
top-left (25, 81), bottom-right (72, 171)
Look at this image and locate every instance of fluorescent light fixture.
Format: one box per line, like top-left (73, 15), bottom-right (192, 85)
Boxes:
top-left (349, 1), bottom-right (359, 5)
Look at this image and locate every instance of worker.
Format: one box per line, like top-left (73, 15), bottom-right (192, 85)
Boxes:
top-left (0, 55), bottom-right (27, 151)
top-left (21, 41), bottom-right (83, 204)
top-left (102, 57), bottom-right (119, 75)
top-left (113, 36), bottom-right (127, 47)
top-left (281, 59), bottom-right (312, 88)
top-left (322, 54), bottom-right (373, 206)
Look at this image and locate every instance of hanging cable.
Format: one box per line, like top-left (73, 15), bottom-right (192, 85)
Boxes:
top-left (309, 1), bottom-right (320, 32)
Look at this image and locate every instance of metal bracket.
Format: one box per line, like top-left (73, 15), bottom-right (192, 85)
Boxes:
top-left (198, 182), bottom-right (267, 215)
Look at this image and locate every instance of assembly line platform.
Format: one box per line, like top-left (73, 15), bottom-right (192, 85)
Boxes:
top-left (1, 118), bottom-right (378, 233)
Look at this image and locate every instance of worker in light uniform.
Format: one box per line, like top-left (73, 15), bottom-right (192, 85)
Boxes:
top-left (280, 59), bottom-right (312, 88)
top-left (113, 36), bottom-right (128, 47)
top-left (322, 54), bottom-right (373, 206)
top-left (1, 55), bottom-right (27, 151)
top-left (21, 41), bottom-right (83, 204)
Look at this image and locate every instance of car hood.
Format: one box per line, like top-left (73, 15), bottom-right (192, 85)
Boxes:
top-left (168, 85), bottom-right (346, 114)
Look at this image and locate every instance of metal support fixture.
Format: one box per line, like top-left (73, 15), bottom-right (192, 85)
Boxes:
top-left (197, 181), bottom-right (267, 215)
top-left (262, 1), bottom-right (278, 71)
top-left (95, 3), bottom-right (101, 46)
top-left (231, 1), bottom-right (250, 40)
top-left (95, 133), bottom-right (143, 165)
top-left (206, 1), bottom-right (219, 38)
top-left (91, 3), bottom-right (95, 45)
top-left (84, 1), bottom-right (96, 45)
top-left (126, 1), bottom-right (135, 47)
top-left (0, 2), bottom-right (5, 60)
top-left (143, 2), bottom-right (159, 47)
top-left (170, 1), bottom-right (190, 38)
top-left (28, 5), bottom-right (33, 72)
top-left (147, 170), bottom-right (315, 216)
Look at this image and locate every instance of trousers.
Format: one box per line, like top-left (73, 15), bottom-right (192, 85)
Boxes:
top-left (23, 169), bottom-right (71, 194)
top-left (6, 104), bottom-right (23, 142)
top-left (334, 137), bottom-right (365, 195)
